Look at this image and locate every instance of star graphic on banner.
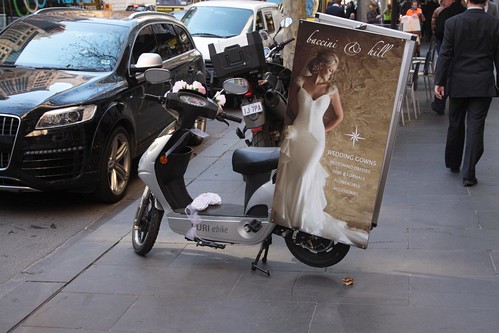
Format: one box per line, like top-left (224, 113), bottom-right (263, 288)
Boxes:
top-left (345, 125), bottom-right (365, 147)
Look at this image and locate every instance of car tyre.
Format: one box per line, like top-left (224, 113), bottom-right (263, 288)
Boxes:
top-left (94, 126), bottom-right (132, 203)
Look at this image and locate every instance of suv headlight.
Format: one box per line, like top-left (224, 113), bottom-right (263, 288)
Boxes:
top-left (35, 105), bottom-right (97, 129)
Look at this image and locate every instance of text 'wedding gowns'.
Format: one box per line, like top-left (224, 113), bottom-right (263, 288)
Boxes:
top-left (273, 79), bottom-right (368, 247)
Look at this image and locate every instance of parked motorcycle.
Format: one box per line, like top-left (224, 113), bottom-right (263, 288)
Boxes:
top-left (210, 18), bottom-right (294, 147)
top-left (132, 69), bottom-right (350, 276)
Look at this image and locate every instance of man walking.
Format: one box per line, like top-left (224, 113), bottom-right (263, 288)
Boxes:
top-left (434, 0), bottom-right (499, 187)
top-left (431, 0), bottom-right (466, 115)
top-left (326, 0), bottom-right (346, 18)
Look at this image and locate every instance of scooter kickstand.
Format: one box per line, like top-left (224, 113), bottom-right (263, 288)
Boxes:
top-left (251, 236), bottom-right (272, 277)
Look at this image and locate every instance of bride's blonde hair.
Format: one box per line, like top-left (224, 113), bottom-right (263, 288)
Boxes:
top-left (307, 50), bottom-right (340, 81)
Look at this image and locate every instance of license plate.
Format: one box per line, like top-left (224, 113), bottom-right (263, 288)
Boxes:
top-left (241, 101), bottom-right (263, 116)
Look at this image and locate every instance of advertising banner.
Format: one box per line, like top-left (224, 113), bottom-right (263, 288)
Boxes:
top-left (271, 18), bottom-right (415, 249)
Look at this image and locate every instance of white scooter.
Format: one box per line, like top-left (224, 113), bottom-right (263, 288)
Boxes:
top-left (132, 67), bottom-right (350, 276)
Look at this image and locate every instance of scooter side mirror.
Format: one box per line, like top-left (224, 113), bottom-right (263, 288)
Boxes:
top-left (222, 78), bottom-right (249, 95)
top-left (280, 17), bottom-right (293, 28)
top-left (273, 17), bottom-right (293, 44)
top-left (144, 68), bottom-right (172, 84)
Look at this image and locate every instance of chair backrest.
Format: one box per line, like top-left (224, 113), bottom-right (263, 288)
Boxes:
top-left (423, 51), bottom-right (431, 75)
top-left (429, 41), bottom-right (437, 72)
top-left (429, 40), bottom-right (436, 62)
top-left (412, 61), bottom-right (420, 90)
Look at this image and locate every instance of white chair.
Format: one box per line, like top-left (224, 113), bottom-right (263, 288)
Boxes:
top-left (401, 60), bottom-right (421, 125)
top-left (413, 41), bottom-right (436, 101)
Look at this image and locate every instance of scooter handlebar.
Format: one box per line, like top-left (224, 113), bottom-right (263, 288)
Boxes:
top-left (217, 112), bottom-right (242, 123)
top-left (280, 37), bottom-right (295, 48)
top-left (267, 37), bottom-right (295, 60)
top-left (143, 93), bottom-right (167, 104)
top-left (143, 92), bottom-right (219, 121)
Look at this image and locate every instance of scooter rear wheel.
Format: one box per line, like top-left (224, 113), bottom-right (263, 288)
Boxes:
top-left (285, 232), bottom-right (350, 268)
top-left (132, 188), bottom-right (163, 256)
top-left (252, 127), bottom-right (281, 147)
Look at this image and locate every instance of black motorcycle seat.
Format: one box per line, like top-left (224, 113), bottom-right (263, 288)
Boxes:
top-left (232, 147), bottom-right (280, 176)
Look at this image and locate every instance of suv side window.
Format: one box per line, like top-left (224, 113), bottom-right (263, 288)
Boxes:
top-left (173, 25), bottom-right (194, 54)
top-left (132, 25), bottom-right (157, 63)
top-left (155, 23), bottom-right (180, 59)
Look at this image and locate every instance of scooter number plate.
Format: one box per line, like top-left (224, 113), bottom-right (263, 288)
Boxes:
top-left (241, 101), bottom-right (263, 116)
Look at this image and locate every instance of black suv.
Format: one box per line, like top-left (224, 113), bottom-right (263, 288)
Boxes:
top-left (0, 9), bottom-right (205, 202)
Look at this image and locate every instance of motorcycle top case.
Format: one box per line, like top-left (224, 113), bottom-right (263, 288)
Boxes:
top-left (208, 31), bottom-right (266, 78)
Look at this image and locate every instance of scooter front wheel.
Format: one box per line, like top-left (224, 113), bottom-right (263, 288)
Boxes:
top-left (285, 232), bottom-right (350, 268)
top-left (132, 187), bottom-right (164, 256)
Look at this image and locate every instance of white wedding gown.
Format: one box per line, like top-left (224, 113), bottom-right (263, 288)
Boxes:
top-left (272, 81), bottom-right (368, 247)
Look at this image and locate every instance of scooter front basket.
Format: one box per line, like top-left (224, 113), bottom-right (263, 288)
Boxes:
top-left (158, 146), bottom-right (193, 182)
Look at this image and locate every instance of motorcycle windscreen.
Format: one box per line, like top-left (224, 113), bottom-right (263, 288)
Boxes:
top-left (271, 19), bottom-right (415, 249)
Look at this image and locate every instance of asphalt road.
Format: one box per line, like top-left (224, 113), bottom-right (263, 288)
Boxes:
top-left (0, 107), bottom-right (242, 286)
top-left (0, 176), bottom-right (145, 285)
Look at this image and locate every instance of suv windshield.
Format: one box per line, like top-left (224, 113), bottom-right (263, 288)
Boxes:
top-left (182, 6), bottom-right (253, 38)
top-left (0, 17), bottom-right (128, 72)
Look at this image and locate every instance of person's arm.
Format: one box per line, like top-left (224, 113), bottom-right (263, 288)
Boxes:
top-left (419, 10), bottom-right (426, 22)
top-left (366, 11), bottom-right (374, 22)
top-left (324, 90), bottom-right (344, 132)
top-left (431, 7), bottom-right (441, 33)
top-left (434, 20), bottom-right (454, 99)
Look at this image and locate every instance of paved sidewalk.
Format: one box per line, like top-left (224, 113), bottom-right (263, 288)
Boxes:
top-left (2, 73), bottom-right (499, 332)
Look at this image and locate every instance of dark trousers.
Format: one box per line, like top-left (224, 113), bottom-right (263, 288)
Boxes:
top-left (445, 97), bottom-right (492, 181)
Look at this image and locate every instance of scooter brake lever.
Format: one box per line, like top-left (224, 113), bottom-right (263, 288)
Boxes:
top-left (216, 115), bottom-right (230, 126)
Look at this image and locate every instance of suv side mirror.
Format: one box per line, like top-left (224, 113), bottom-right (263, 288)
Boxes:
top-left (131, 53), bottom-right (163, 73)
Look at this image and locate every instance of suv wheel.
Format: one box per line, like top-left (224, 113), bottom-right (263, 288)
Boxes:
top-left (94, 126), bottom-right (131, 203)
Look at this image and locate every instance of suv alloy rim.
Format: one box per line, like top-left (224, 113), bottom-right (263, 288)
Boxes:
top-left (107, 131), bottom-right (131, 196)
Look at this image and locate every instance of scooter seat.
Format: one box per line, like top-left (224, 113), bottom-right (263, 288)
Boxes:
top-left (232, 147), bottom-right (280, 176)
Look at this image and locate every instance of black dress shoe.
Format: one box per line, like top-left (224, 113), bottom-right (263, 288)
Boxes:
top-left (450, 168), bottom-right (460, 173)
top-left (463, 178), bottom-right (478, 187)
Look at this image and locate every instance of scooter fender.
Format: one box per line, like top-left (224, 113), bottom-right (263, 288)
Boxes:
top-left (243, 111), bottom-right (266, 129)
top-left (137, 134), bottom-right (172, 210)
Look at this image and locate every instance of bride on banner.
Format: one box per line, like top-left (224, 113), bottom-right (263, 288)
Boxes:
top-left (272, 49), bottom-right (369, 247)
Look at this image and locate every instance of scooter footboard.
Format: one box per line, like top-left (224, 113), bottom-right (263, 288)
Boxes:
top-left (167, 204), bottom-right (274, 245)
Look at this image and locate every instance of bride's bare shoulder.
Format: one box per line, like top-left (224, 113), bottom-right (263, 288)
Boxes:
top-left (295, 76), bottom-right (307, 87)
top-left (328, 83), bottom-right (339, 95)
